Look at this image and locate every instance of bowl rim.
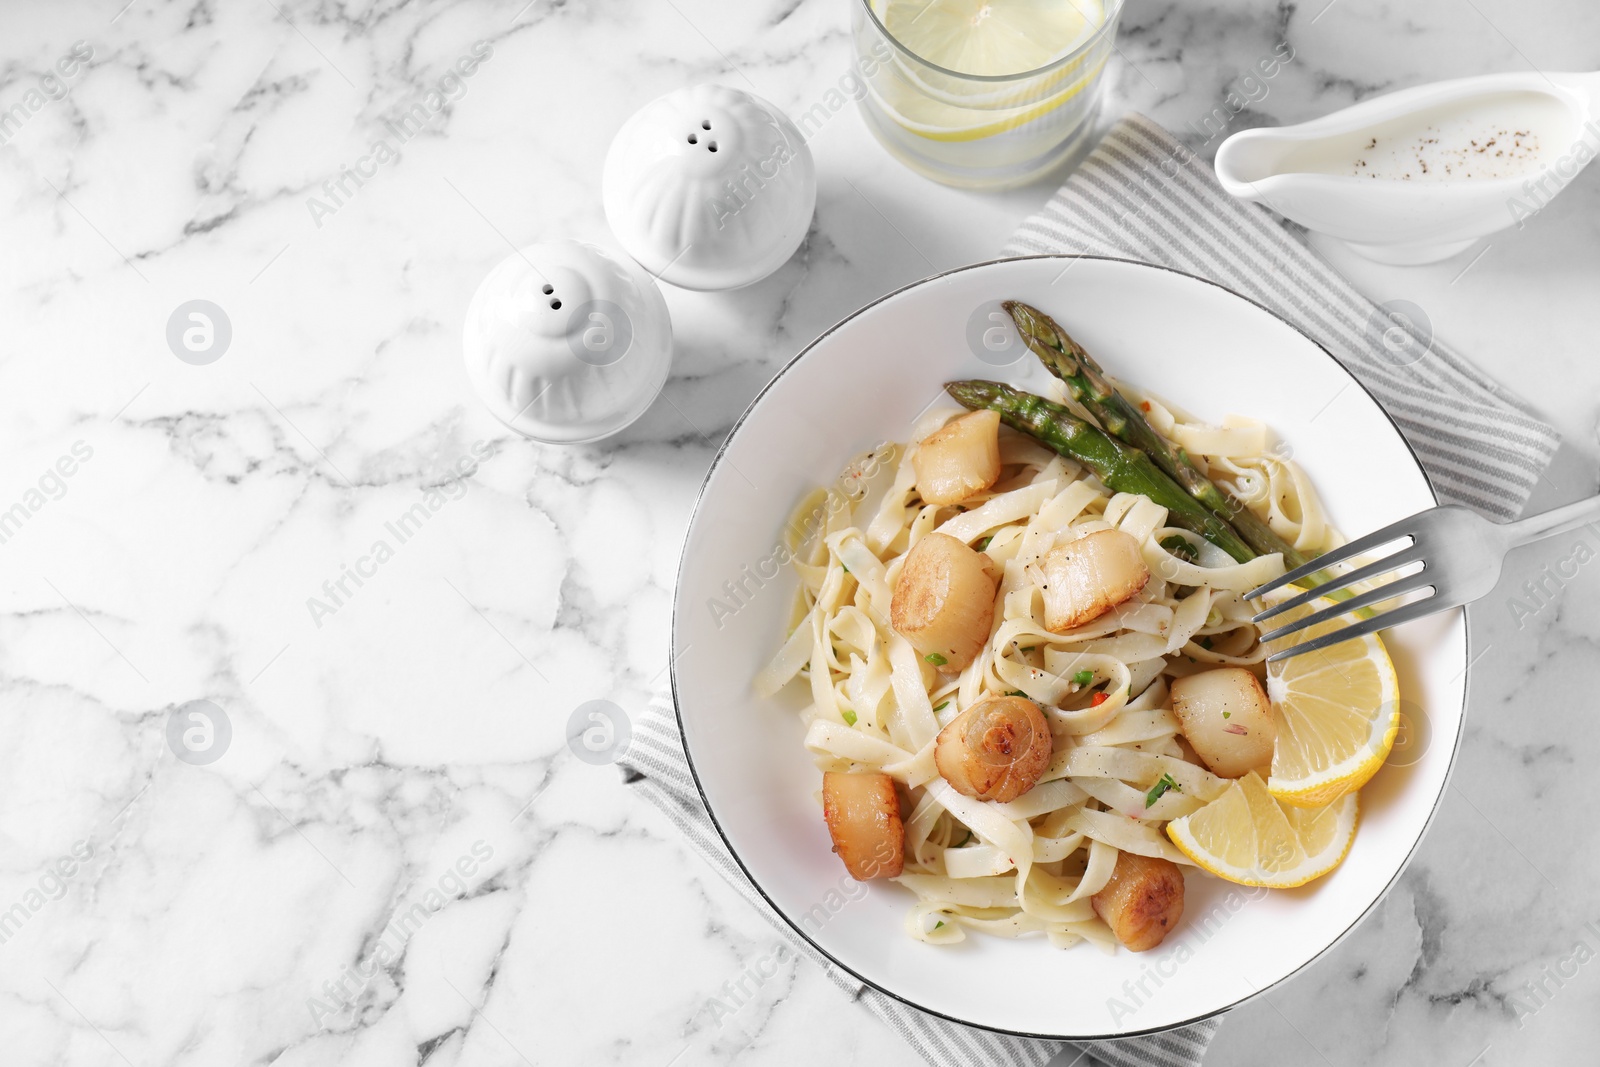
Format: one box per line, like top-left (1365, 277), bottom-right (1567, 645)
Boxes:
top-left (669, 253), bottom-right (1464, 1040)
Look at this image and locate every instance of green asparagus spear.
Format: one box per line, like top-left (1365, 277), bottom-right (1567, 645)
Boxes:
top-left (1002, 300), bottom-right (1365, 612)
top-left (1004, 300), bottom-right (1309, 569)
top-left (945, 380), bottom-right (1255, 563)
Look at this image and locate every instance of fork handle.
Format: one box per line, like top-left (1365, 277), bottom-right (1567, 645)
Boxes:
top-left (1503, 492), bottom-right (1600, 549)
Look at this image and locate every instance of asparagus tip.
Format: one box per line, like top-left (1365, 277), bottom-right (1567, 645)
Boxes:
top-left (944, 379), bottom-right (1008, 411)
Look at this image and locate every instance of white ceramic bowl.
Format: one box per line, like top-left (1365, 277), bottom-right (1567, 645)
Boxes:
top-left (672, 256), bottom-right (1466, 1039)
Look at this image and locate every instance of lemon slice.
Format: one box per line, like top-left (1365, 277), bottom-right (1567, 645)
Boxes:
top-left (1166, 771), bottom-right (1358, 888)
top-left (1262, 596), bottom-right (1401, 807)
top-left (881, 0), bottom-right (1097, 77)
top-left (862, 60), bottom-right (1106, 142)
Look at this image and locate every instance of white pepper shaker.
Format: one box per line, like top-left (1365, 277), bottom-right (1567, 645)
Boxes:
top-left (603, 84), bottom-right (816, 291)
top-left (462, 238), bottom-right (672, 443)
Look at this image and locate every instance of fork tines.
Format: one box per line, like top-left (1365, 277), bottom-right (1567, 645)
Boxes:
top-left (1245, 519), bottom-right (1437, 663)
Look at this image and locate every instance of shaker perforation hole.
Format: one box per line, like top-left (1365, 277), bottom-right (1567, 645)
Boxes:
top-left (702, 120), bottom-right (711, 130)
top-left (708, 141), bottom-right (718, 152)
top-left (688, 134), bottom-right (697, 144)
top-left (550, 299), bottom-right (562, 310)
top-left (541, 284), bottom-right (553, 295)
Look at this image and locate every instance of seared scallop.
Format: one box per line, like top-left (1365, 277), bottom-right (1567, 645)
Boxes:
top-left (822, 771), bottom-right (905, 880)
top-left (913, 409), bottom-right (1002, 506)
top-left (1091, 851), bottom-right (1186, 951)
top-left (1038, 529), bottom-right (1150, 632)
top-left (934, 695), bottom-right (1052, 803)
top-left (891, 532), bottom-right (999, 672)
top-left (1170, 668), bottom-right (1276, 779)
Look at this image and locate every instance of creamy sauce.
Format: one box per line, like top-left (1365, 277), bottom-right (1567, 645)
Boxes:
top-left (1275, 90), bottom-right (1576, 181)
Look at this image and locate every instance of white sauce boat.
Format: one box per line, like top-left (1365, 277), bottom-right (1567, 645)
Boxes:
top-left (1215, 71), bottom-right (1600, 264)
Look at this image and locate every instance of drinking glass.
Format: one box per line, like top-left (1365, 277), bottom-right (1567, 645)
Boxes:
top-left (851, 0), bottom-right (1125, 189)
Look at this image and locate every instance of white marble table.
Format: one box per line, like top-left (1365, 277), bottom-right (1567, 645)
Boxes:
top-left (2, 1), bottom-right (1598, 1064)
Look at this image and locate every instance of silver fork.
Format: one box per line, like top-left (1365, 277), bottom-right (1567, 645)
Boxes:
top-left (1246, 495), bottom-right (1600, 662)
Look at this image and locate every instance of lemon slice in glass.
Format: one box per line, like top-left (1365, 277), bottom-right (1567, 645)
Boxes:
top-left (881, 0), bottom-right (1097, 77)
top-left (1262, 597), bottom-right (1402, 808)
top-left (1166, 771), bottom-right (1358, 888)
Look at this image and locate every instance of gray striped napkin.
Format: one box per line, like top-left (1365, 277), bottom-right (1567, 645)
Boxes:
top-left (1005, 113), bottom-right (1560, 522)
top-left (620, 695), bottom-right (1220, 1067)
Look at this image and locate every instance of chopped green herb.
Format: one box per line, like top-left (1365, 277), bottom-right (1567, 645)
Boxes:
top-left (1198, 636), bottom-right (1213, 650)
top-left (1159, 534), bottom-right (1198, 562)
top-left (976, 536), bottom-right (992, 551)
top-left (1006, 690), bottom-right (1026, 697)
top-left (842, 709), bottom-right (857, 726)
top-left (954, 830), bottom-right (972, 847)
top-left (924, 652), bottom-right (948, 666)
top-left (1145, 772), bottom-right (1182, 808)
top-left (841, 563), bottom-right (850, 574)
top-left (934, 920), bottom-right (945, 930)
top-left (1222, 711), bottom-right (1231, 719)
top-left (1019, 645), bottom-right (1036, 653)
top-left (1072, 670), bottom-right (1094, 686)
top-left (933, 700), bottom-right (949, 712)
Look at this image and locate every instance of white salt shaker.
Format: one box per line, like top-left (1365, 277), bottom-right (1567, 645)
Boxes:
top-left (462, 238), bottom-right (672, 443)
top-left (603, 84), bottom-right (816, 290)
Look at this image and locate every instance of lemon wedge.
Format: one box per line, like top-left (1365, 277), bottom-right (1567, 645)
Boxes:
top-left (1166, 771), bottom-right (1358, 888)
top-left (880, 0), bottom-right (1097, 78)
top-left (1261, 597), bottom-right (1401, 807)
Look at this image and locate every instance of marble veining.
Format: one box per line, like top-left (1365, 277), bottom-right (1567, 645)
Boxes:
top-left (1, 0), bottom-right (1598, 1064)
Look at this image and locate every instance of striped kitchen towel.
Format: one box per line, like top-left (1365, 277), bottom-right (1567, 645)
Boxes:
top-left (620, 695), bottom-right (1221, 1067)
top-left (1004, 112), bottom-right (1560, 522)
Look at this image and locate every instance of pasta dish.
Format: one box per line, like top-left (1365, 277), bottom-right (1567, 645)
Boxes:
top-left (756, 301), bottom-right (1399, 953)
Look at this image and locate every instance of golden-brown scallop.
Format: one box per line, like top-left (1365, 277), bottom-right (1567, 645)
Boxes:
top-left (1091, 851), bottom-right (1186, 951)
top-left (934, 696), bottom-right (1052, 803)
top-left (913, 410), bottom-right (1002, 506)
top-left (1170, 668), bottom-right (1276, 779)
top-left (891, 532), bottom-right (999, 672)
top-left (822, 771), bottom-right (905, 880)
top-left (1038, 529), bottom-right (1150, 632)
